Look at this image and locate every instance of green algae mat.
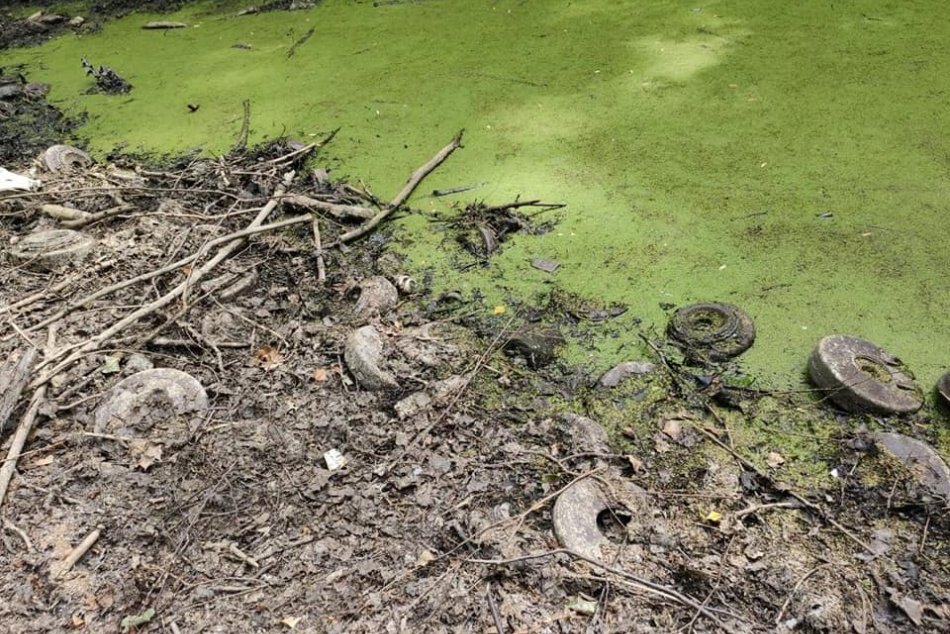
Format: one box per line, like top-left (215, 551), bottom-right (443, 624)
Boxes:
top-left (4, 0), bottom-right (948, 392)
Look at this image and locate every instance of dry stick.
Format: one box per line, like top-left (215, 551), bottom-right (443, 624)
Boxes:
top-left (486, 584), bottom-right (505, 634)
top-left (53, 525), bottom-right (103, 579)
top-left (331, 130), bottom-right (464, 246)
top-left (234, 99), bottom-right (251, 152)
top-left (692, 424), bottom-right (876, 555)
top-left (278, 193), bottom-right (375, 220)
top-left (0, 348), bottom-right (37, 436)
top-left (182, 171), bottom-right (294, 305)
top-left (62, 203), bottom-right (134, 228)
top-left (9, 192), bottom-right (301, 343)
top-left (469, 549), bottom-right (739, 631)
top-left (0, 328), bottom-right (54, 510)
top-left (263, 142), bottom-right (316, 165)
top-left (0, 258), bottom-right (117, 316)
top-left (774, 563), bottom-right (835, 624)
top-left (312, 217), bottom-right (326, 284)
top-left (29, 176), bottom-right (298, 388)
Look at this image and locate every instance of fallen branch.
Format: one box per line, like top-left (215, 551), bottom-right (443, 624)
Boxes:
top-left (53, 525), bottom-right (103, 579)
top-left (331, 130), bottom-right (464, 246)
top-left (279, 193), bottom-right (375, 220)
top-left (29, 176), bottom-right (300, 388)
top-left (0, 258), bottom-right (116, 317)
top-left (0, 348), bottom-right (37, 437)
top-left (312, 217), bottom-right (326, 284)
top-left (468, 549), bottom-right (741, 631)
top-left (0, 329), bottom-right (54, 510)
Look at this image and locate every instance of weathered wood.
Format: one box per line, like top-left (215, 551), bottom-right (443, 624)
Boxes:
top-left (0, 348), bottom-right (37, 437)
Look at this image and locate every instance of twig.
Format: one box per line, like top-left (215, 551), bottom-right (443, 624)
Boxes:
top-left (486, 583), bottom-right (505, 634)
top-left (691, 424), bottom-right (876, 555)
top-left (53, 203), bottom-right (133, 229)
top-left (734, 501), bottom-right (801, 520)
top-left (3, 519), bottom-right (34, 552)
top-left (484, 199), bottom-right (565, 214)
top-left (0, 258), bottom-right (117, 316)
top-left (228, 542), bottom-right (260, 569)
top-left (0, 347), bottom-right (37, 436)
top-left (29, 176), bottom-right (298, 389)
top-left (332, 130), bottom-right (464, 246)
top-left (0, 328), bottom-right (54, 510)
top-left (53, 525), bottom-right (103, 579)
top-left (469, 549), bottom-right (741, 631)
top-left (286, 27), bottom-right (315, 58)
top-left (312, 217), bottom-right (326, 284)
top-left (234, 99), bottom-right (251, 152)
top-left (279, 193), bottom-right (375, 219)
top-left (774, 563), bottom-right (834, 624)
top-left (263, 142), bottom-right (316, 165)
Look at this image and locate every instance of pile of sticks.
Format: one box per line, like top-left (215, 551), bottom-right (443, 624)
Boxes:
top-left (0, 130), bottom-right (464, 511)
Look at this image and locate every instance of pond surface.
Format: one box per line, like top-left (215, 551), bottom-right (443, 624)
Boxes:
top-left (4, 0), bottom-right (948, 389)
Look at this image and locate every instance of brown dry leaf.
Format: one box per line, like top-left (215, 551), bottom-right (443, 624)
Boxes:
top-left (255, 345), bottom-right (283, 369)
top-left (626, 455), bottom-right (644, 472)
top-left (896, 595), bottom-right (924, 626)
top-left (312, 368), bottom-right (329, 382)
top-left (280, 616), bottom-right (302, 629)
top-left (30, 455), bottom-right (54, 468)
top-left (129, 439), bottom-right (163, 470)
top-left (661, 418), bottom-right (683, 441)
top-left (766, 451), bottom-right (785, 468)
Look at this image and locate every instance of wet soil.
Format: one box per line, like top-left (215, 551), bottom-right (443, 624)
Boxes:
top-left (0, 134), bottom-right (948, 633)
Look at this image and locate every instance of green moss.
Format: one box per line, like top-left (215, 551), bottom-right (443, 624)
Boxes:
top-left (2, 0), bottom-right (948, 396)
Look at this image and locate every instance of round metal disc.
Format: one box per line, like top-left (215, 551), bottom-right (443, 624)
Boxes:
top-left (809, 335), bottom-right (922, 414)
top-left (94, 368), bottom-right (209, 445)
top-left (9, 229), bottom-right (94, 270)
top-left (870, 432), bottom-right (950, 500)
top-left (42, 144), bottom-right (93, 172)
top-left (667, 302), bottom-right (755, 362)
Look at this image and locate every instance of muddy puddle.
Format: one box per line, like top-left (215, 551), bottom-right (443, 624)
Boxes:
top-left (2, 0), bottom-right (948, 393)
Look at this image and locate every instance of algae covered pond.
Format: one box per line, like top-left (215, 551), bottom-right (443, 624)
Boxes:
top-left (4, 0), bottom-right (948, 390)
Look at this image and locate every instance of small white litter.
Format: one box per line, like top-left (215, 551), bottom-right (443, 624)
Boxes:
top-left (324, 449), bottom-right (347, 471)
top-left (0, 167), bottom-right (39, 192)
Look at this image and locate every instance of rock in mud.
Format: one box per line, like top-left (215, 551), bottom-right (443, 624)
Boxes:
top-left (561, 413), bottom-right (611, 454)
top-left (354, 276), bottom-right (398, 319)
top-left (809, 335), bottom-right (922, 414)
top-left (598, 361), bottom-right (657, 387)
top-left (504, 326), bottom-right (564, 369)
top-left (9, 228), bottom-right (94, 270)
top-left (94, 368), bottom-right (209, 447)
top-left (394, 375), bottom-right (466, 419)
top-left (344, 325), bottom-right (398, 390)
top-left (937, 372), bottom-right (950, 408)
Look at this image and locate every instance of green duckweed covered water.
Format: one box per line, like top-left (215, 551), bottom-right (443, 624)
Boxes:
top-left (4, 0), bottom-right (948, 391)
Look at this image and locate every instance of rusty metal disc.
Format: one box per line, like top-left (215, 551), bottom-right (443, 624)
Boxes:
top-left (809, 335), bottom-right (922, 414)
top-left (667, 302), bottom-right (755, 362)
